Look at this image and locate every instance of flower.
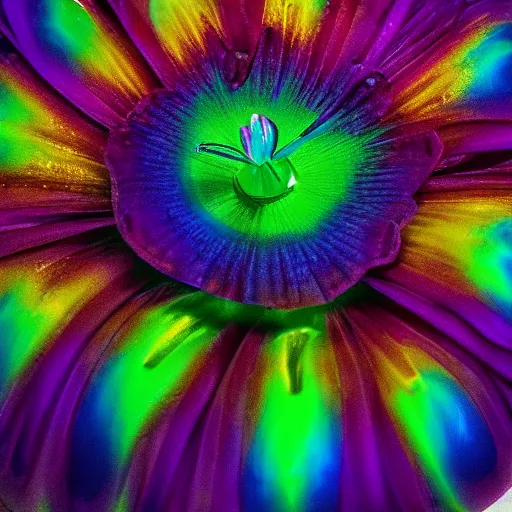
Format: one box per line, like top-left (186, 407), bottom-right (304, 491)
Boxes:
top-left (0, 0), bottom-right (511, 511)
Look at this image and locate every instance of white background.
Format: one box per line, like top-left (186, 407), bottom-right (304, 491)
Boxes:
top-left (486, 488), bottom-right (512, 511)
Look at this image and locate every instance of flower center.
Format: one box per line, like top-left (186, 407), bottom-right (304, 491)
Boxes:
top-left (106, 77), bottom-right (442, 309)
top-left (197, 114), bottom-right (296, 203)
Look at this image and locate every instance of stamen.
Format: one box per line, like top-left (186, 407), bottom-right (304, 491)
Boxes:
top-left (240, 114), bottom-right (278, 165)
top-left (196, 143), bottom-right (252, 164)
top-left (198, 114), bottom-right (296, 204)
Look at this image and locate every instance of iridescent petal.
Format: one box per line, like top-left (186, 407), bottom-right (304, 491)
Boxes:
top-left (387, 2), bottom-right (512, 127)
top-left (340, 298), bottom-right (512, 512)
top-left (66, 292), bottom-right (241, 509)
top-left (327, 310), bottom-right (428, 511)
top-left (369, 161), bottom-right (512, 345)
top-left (132, 0), bottom-right (223, 67)
top-left (108, 0), bottom-right (234, 86)
top-left (188, 318), bottom-right (343, 512)
top-left (0, 42), bottom-right (113, 254)
top-left (261, 0), bottom-right (328, 44)
top-left (107, 0), bottom-right (189, 86)
top-left (0, 230), bottom-right (156, 511)
top-left (0, 230), bottom-right (130, 402)
top-left (1, 0), bottom-right (158, 126)
top-left (439, 123), bottom-right (512, 157)
top-left (241, 330), bottom-right (341, 512)
top-left (107, 0), bottom-right (330, 87)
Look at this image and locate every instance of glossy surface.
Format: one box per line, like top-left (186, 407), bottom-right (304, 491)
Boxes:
top-left (107, 73), bottom-right (442, 308)
top-left (0, 0), bottom-right (511, 511)
top-left (2, 0), bottom-right (157, 125)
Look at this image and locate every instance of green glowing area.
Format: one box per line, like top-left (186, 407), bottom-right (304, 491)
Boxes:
top-left (234, 159), bottom-right (296, 203)
top-left (467, 219), bottom-right (512, 315)
top-left (45, 0), bottom-right (97, 61)
top-left (245, 329), bottom-right (341, 510)
top-left (183, 78), bottom-right (378, 238)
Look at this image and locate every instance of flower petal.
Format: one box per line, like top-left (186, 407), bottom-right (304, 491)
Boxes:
top-left (0, 42), bottom-right (115, 254)
top-left (108, 0), bottom-right (229, 86)
top-left (369, 160), bottom-right (512, 346)
top-left (188, 321), bottom-right (343, 512)
top-left (1, 0), bottom-right (158, 126)
top-left (0, 237), bottom-right (263, 511)
top-left (339, 297), bottom-right (512, 512)
top-left (107, 0), bottom-right (330, 88)
top-left (65, 292), bottom-right (242, 509)
top-left (387, 1), bottom-right (512, 126)
top-left (107, 0), bottom-right (188, 85)
top-left (0, 229), bottom-right (139, 401)
top-left (438, 122), bottom-right (512, 158)
top-left (0, 230), bottom-right (160, 511)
